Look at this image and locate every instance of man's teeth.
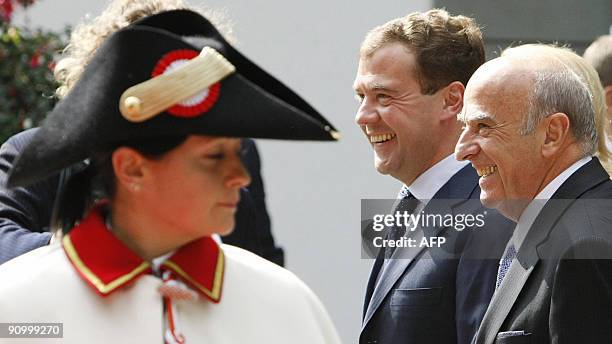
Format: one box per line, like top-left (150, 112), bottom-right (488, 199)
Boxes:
top-left (370, 133), bottom-right (396, 143)
top-left (477, 166), bottom-right (497, 177)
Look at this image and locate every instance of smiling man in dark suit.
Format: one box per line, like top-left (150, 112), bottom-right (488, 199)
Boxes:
top-left (354, 9), bottom-right (513, 344)
top-left (455, 45), bottom-right (612, 344)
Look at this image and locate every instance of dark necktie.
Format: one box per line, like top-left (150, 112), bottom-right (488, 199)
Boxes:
top-left (385, 188), bottom-right (419, 259)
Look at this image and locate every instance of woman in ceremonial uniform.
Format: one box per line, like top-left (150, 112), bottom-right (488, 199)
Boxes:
top-left (0, 9), bottom-right (341, 344)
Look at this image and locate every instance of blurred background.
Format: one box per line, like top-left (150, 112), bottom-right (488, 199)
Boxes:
top-left (2, 0), bottom-right (611, 341)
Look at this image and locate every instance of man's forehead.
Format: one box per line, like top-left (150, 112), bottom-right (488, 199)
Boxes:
top-left (462, 72), bottom-right (516, 119)
top-left (460, 84), bottom-right (529, 125)
top-left (459, 83), bottom-right (495, 119)
top-left (356, 44), bottom-right (416, 79)
top-left (353, 60), bottom-right (410, 92)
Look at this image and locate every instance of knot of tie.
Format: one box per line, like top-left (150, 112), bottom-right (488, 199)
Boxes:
top-left (384, 191), bottom-right (419, 259)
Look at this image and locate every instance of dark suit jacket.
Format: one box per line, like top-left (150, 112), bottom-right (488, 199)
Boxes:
top-left (0, 129), bottom-right (284, 266)
top-left (361, 165), bottom-right (514, 344)
top-left (474, 158), bottom-right (612, 344)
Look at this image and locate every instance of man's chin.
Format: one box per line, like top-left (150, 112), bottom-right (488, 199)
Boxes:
top-left (480, 192), bottom-right (504, 210)
top-left (374, 163), bottom-right (392, 176)
top-left (374, 156), bottom-right (394, 175)
top-left (480, 196), bottom-right (498, 209)
top-left (480, 195), bottom-right (524, 221)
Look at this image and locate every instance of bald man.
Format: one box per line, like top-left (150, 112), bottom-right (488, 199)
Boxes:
top-left (455, 47), bottom-right (612, 344)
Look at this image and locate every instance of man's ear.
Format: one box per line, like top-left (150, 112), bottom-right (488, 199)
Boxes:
top-left (542, 112), bottom-right (571, 157)
top-left (441, 81), bottom-right (465, 121)
top-left (112, 147), bottom-right (147, 192)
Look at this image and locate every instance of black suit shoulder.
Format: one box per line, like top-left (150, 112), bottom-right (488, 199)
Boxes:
top-left (0, 129), bottom-right (58, 264)
top-left (537, 176), bottom-right (612, 260)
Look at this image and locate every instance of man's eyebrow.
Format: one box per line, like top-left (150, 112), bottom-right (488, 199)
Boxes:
top-left (465, 112), bottom-right (496, 121)
top-left (371, 82), bottom-right (393, 91)
top-left (354, 81), bottom-right (397, 94)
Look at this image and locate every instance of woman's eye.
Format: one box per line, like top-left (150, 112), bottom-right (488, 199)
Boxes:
top-left (205, 153), bottom-right (225, 160)
top-left (477, 123), bottom-right (490, 130)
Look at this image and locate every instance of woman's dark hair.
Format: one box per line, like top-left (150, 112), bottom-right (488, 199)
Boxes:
top-left (52, 136), bottom-right (188, 234)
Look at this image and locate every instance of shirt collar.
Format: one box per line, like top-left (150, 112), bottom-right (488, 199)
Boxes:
top-left (533, 156), bottom-right (592, 201)
top-left (400, 154), bottom-right (469, 201)
top-left (62, 205), bottom-right (224, 302)
top-left (511, 156), bottom-right (592, 250)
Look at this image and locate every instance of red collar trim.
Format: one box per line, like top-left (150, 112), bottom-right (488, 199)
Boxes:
top-left (162, 238), bottom-right (224, 303)
top-left (62, 206), bottom-right (224, 302)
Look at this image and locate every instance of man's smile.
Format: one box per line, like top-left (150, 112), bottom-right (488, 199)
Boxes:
top-left (368, 133), bottom-right (397, 144)
top-left (476, 165), bottom-right (497, 177)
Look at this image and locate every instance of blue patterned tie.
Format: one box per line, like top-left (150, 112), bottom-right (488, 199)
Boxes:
top-left (496, 243), bottom-right (516, 289)
top-left (384, 186), bottom-right (418, 259)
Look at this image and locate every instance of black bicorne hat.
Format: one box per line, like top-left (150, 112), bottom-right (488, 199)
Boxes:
top-left (7, 9), bottom-right (339, 187)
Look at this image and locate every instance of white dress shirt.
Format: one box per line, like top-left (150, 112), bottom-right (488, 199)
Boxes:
top-left (400, 153), bottom-right (469, 205)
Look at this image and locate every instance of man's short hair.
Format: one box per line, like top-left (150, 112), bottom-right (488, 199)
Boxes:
top-left (359, 8), bottom-right (485, 95)
top-left (525, 67), bottom-right (597, 156)
top-left (583, 35), bottom-right (612, 87)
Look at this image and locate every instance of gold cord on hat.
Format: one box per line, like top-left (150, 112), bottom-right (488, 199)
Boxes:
top-left (119, 47), bottom-right (235, 122)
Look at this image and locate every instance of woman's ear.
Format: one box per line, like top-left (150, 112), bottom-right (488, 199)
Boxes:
top-left (441, 81), bottom-right (465, 121)
top-left (112, 147), bottom-right (146, 193)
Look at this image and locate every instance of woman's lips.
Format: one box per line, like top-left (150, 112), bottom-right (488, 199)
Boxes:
top-left (217, 202), bottom-right (238, 208)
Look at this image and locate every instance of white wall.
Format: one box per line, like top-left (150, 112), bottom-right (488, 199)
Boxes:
top-left (13, 0), bottom-right (433, 341)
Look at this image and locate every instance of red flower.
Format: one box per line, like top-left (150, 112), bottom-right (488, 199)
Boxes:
top-left (29, 51), bottom-right (40, 68)
top-left (0, 0), bottom-right (13, 22)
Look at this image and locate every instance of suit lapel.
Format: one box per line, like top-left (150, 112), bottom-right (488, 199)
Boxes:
top-left (475, 198), bottom-right (577, 343)
top-left (475, 159), bottom-right (610, 344)
top-left (475, 245), bottom-right (537, 344)
top-left (363, 244), bottom-right (384, 320)
top-left (362, 165), bottom-right (479, 330)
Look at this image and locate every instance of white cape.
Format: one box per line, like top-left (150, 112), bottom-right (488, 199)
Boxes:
top-left (0, 243), bottom-right (341, 344)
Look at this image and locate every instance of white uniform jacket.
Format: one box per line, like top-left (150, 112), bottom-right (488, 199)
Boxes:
top-left (0, 208), bottom-right (341, 344)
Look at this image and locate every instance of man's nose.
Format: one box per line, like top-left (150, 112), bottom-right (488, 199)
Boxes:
top-left (355, 99), bottom-right (379, 126)
top-left (455, 128), bottom-right (479, 161)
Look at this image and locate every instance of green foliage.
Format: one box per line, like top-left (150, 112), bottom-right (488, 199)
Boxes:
top-left (0, 5), bottom-right (66, 143)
